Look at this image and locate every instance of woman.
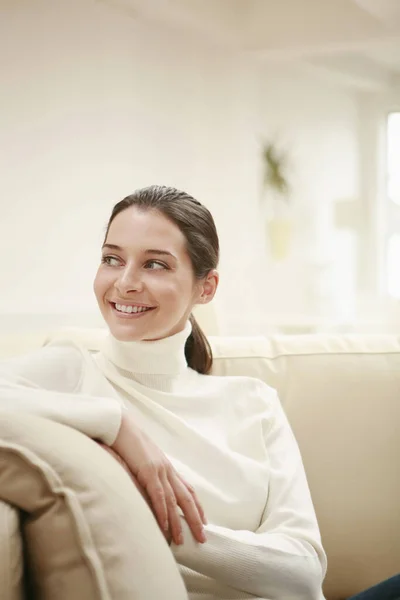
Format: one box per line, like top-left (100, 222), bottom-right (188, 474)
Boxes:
top-left (0, 186), bottom-right (326, 599)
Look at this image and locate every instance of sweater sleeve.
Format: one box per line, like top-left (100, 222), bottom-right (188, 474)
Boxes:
top-left (0, 343), bottom-right (122, 445)
top-left (172, 384), bottom-right (327, 600)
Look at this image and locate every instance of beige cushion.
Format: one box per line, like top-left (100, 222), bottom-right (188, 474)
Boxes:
top-left (0, 501), bottom-right (23, 600)
top-left (0, 412), bottom-right (188, 600)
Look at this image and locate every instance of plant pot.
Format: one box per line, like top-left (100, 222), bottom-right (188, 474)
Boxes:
top-left (266, 218), bottom-right (293, 261)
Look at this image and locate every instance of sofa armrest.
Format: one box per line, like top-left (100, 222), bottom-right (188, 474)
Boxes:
top-left (0, 412), bottom-right (188, 600)
top-left (0, 500), bottom-right (22, 600)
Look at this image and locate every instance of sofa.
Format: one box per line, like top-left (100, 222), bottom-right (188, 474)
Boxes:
top-left (0, 327), bottom-right (399, 600)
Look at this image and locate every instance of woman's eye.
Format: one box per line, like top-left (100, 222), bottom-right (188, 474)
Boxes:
top-left (102, 256), bottom-right (120, 267)
top-left (145, 260), bottom-right (168, 270)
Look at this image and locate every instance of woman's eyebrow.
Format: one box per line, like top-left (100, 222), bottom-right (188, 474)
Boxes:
top-left (145, 249), bottom-right (177, 260)
top-left (102, 243), bottom-right (122, 251)
top-left (102, 244), bottom-right (177, 261)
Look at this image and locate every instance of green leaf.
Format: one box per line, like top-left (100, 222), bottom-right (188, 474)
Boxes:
top-left (262, 142), bottom-right (290, 200)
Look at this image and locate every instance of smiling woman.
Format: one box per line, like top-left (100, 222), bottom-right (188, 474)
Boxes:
top-left (0, 185), bottom-right (327, 600)
top-left (93, 186), bottom-right (220, 372)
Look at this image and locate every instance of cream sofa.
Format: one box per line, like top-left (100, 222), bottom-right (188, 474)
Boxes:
top-left (0, 328), bottom-right (399, 600)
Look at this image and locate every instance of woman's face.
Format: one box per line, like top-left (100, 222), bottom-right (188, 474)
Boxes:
top-left (94, 207), bottom-right (206, 341)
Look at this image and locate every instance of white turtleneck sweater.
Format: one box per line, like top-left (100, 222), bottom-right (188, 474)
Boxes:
top-left (0, 324), bottom-right (327, 600)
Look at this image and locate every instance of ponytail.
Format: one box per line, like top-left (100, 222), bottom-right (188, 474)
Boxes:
top-left (185, 314), bottom-right (213, 374)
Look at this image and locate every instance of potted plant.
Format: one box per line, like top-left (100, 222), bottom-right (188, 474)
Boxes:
top-left (262, 141), bottom-right (293, 261)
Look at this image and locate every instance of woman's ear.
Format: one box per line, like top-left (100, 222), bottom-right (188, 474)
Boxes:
top-left (197, 270), bottom-right (219, 305)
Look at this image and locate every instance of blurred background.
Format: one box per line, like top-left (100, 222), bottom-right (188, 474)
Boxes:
top-left (1, 0), bottom-right (400, 336)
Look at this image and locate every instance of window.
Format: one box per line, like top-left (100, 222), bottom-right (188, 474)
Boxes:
top-left (385, 112), bottom-right (400, 298)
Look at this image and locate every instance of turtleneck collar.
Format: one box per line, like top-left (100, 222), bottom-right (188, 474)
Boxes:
top-left (100, 321), bottom-right (192, 376)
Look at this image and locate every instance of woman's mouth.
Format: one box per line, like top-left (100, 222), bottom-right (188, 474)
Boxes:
top-left (110, 302), bottom-right (156, 318)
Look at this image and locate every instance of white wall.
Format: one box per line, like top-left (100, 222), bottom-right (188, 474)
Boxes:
top-left (0, 0), bottom-right (360, 335)
top-left (258, 66), bottom-right (360, 328)
top-left (0, 0), bottom-right (266, 333)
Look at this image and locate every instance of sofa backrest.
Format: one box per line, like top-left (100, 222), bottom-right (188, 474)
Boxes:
top-left (1, 327), bottom-right (400, 600)
top-left (211, 333), bottom-right (400, 600)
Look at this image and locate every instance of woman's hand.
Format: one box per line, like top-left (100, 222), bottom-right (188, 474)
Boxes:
top-left (97, 442), bottom-right (172, 544)
top-left (97, 443), bottom-right (173, 543)
top-left (111, 411), bottom-right (207, 546)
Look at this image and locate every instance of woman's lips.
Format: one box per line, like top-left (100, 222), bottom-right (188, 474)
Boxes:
top-left (109, 302), bottom-right (156, 318)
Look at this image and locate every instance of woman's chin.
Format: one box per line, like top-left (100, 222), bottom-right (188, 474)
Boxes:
top-left (106, 319), bottom-right (146, 342)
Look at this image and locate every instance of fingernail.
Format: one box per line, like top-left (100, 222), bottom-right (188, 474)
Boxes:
top-left (200, 530), bottom-right (207, 543)
top-left (178, 533), bottom-right (184, 545)
top-left (164, 521), bottom-right (169, 532)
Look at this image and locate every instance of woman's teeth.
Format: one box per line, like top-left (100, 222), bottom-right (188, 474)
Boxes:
top-left (115, 304), bottom-right (152, 314)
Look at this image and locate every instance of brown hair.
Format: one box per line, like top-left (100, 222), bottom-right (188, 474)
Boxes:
top-left (104, 185), bottom-right (219, 374)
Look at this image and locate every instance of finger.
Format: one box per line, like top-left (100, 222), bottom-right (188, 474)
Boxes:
top-left (170, 474), bottom-right (206, 543)
top-left (143, 475), bottom-right (169, 534)
top-left (161, 472), bottom-right (183, 545)
top-left (177, 474), bottom-right (207, 525)
top-left (130, 473), bottom-right (153, 509)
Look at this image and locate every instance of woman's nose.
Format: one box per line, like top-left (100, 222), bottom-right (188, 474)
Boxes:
top-left (115, 267), bottom-right (144, 294)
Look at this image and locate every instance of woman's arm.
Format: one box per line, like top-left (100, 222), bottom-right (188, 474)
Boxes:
top-left (0, 343), bottom-right (122, 444)
top-left (0, 343), bottom-right (207, 547)
top-left (172, 384), bottom-right (327, 600)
